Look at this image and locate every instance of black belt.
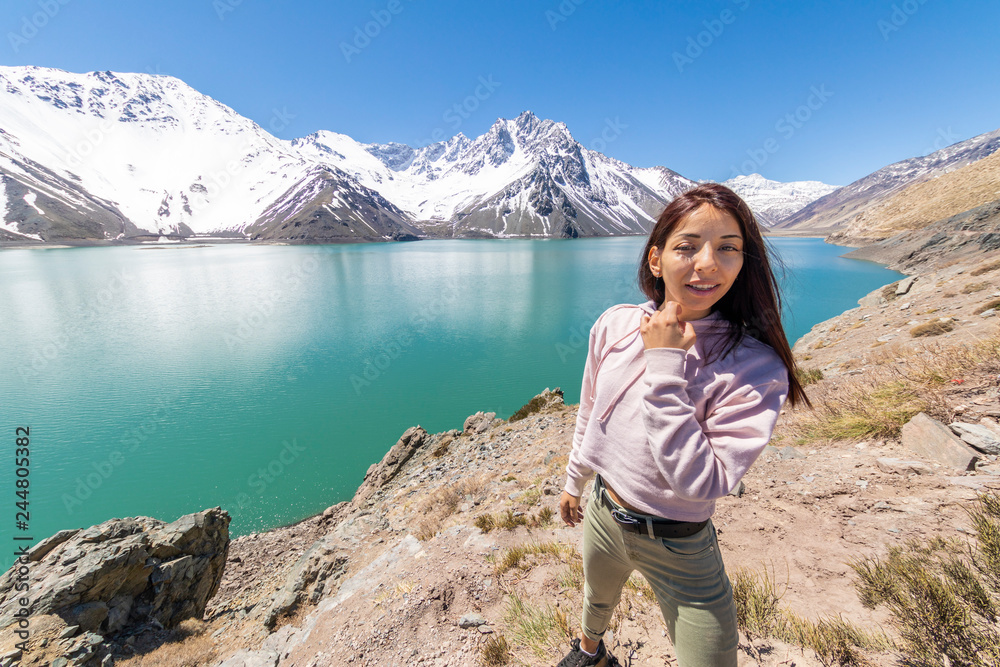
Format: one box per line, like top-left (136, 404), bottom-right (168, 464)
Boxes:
top-left (595, 475), bottom-right (709, 539)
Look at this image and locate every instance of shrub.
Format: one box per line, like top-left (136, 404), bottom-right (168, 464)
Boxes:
top-left (509, 389), bottom-right (563, 422)
top-left (851, 492), bottom-right (1000, 667)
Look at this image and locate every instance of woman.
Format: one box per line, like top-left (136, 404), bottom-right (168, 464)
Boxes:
top-left (557, 183), bottom-right (810, 667)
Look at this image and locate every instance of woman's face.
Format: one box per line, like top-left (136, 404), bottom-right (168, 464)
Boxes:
top-left (648, 203), bottom-right (744, 320)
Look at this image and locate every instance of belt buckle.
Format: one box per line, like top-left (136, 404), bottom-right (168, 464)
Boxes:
top-left (611, 509), bottom-right (639, 526)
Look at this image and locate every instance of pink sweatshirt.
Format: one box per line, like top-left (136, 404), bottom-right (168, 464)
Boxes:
top-left (564, 301), bottom-right (789, 522)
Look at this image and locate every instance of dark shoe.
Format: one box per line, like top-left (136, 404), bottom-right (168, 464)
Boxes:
top-left (556, 638), bottom-right (607, 667)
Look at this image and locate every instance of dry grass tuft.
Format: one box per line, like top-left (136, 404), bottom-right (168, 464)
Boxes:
top-left (415, 475), bottom-right (489, 540)
top-left (480, 633), bottom-right (511, 666)
top-left (731, 567), bottom-right (892, 667)
top-left (492, 541), bottom-right (578, 576)
top-left (796, 367), bottom-right (824, 386)
top-left (117, 619), bottom-right (219, 667)
top-left (910, 320), bottom-right (955, 337)
top-left (971, 259), bottom-right (1000, 276)
top-left (504, 592), bottom-right (573, 659)
top-left (961, 282), bottom-right (991, 294)
top-left (475, 510), bottom-right (529, 533)
top-left (974, 298), bottom-right (1000, 315)
top-left (881, 283), bottom-right (901, 302)
top-left (787, 328), bottom-right (1000, 442)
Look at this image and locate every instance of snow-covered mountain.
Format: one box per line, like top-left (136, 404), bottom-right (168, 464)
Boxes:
top-left (0, 65), bottom-right (870, 244)
top-left (721, 173), bottom-right (839, 226)
top-left (775, 128), bottom-right (1000, 232)
top-left (295, 111), bottom-right (696, 238)
top-left (0, 66), bottom-right (418, 243)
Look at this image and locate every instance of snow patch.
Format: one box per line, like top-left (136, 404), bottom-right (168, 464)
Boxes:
top-left (23, 192), bottom-right (44, 215)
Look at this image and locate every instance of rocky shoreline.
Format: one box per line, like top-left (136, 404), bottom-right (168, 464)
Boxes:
top-left (3, 220), bottom-right (1000, 665)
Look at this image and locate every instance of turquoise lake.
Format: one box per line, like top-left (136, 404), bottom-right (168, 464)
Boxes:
top-left (0, 237), bottom-right (900, 570)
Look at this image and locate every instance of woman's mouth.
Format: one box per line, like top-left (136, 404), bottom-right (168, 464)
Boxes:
top-left (685, 283), bottom-right (720, 295)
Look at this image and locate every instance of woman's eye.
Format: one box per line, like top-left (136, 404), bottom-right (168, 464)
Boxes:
top-left (675, 245), bottom-right (695, 252)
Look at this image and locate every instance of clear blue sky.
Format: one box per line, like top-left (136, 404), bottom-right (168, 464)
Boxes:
top-left (1, 0), bottom-right (998, 186)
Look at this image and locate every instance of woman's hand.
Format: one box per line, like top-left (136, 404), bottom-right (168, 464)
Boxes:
top-left (559, 491), bottom-right (583, 527)
top-left (641, 301), bottom-right (697, 351)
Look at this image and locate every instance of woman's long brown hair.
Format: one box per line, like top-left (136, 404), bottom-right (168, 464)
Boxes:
top-left (637, 182), bottom-right (811, 408)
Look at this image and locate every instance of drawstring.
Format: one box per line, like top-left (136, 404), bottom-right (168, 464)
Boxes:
top-left (589, 323), bottom-right (641, 399)
top-left (589, 305), bottom-right (654, 424)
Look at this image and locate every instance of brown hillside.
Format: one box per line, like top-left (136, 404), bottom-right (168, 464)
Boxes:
top-left (832, 150), bottom-right (1000, 244)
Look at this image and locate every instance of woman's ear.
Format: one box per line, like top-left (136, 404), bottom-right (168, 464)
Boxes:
top-left (648, 246), bottom-right (662, 277)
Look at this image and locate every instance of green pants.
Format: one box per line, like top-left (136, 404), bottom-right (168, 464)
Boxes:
top-left (581, 483), bottom-right (738, 667)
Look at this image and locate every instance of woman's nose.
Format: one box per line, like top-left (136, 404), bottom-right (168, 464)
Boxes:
top-left (693, 246), bottom-right (718, 272)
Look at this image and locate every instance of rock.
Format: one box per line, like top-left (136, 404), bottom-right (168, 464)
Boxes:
top-left (981, 418), bottom-right (1000, 439)
top-left (51, 658), bottom-right (69, 667)
top-left (478, 625), bottom-right (494, 634)
top-left (948, 477), bottom-right (999, 490)
top-left (0, 508), bottom-right (230, 637)
top-left (61, 601), bottom-right (109, 633)
top-left (895, 276), bottom-right (917, 296)
top-left (901, 413), bottom-right (979, 471)
top-left (354, 426), bottom-right (428, 504)
top-left (778, 446), bottom-right (805, 460)
top-left (217, 648), bottom-right (281, 667)
top-left (105, 595), bottom-right (132, 634)
top-left (322, 501), bottom-right (349, 519)
top-left (28, 529), bottom-right (81, 562)
top-left (458, 613), bottom-right (487, 628)
top-left (728, 480), bottom-right (745, 497)
top-left (950, 422), bottom-right (1000, 455)
top-left (464, 412), bottom-right (497, 434)
top-left (876, 458), bottom-right (934, 475)
top-left (82, 631), bottom-right (104, 645)
top-left (0, 650), bottom-right (21, 665)
top-left (59, 625), bottom-right (80, 638)
top-left (264, 538), bottom-right (348, 629)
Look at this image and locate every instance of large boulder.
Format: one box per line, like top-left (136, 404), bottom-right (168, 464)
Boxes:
top-left (0, 507), bottom-right (230, 636)
top-left (901, 413), bottom-right (980, 471)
